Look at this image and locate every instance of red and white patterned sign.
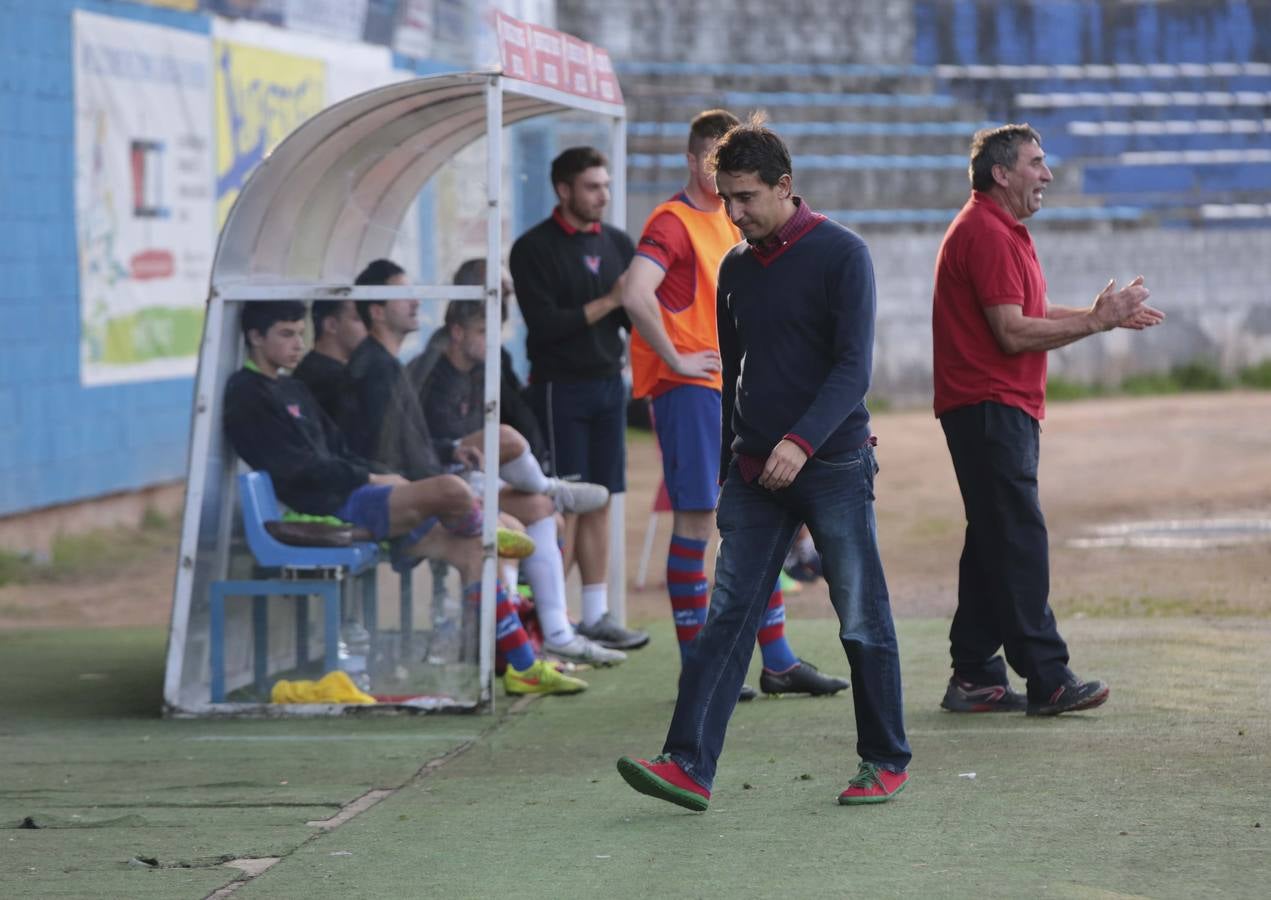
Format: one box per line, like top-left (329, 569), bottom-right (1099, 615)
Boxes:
top-left (494, 11), bottom-right (624, 105)
top-left (494, 12), bottom-right (531, 81)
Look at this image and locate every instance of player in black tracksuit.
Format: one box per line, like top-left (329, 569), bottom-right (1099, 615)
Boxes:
top-left (508, 146), bottom-right (648, 652)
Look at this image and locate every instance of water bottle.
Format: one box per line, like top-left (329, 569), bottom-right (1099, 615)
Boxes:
top-left (339, 622), bottom-right (372, 692)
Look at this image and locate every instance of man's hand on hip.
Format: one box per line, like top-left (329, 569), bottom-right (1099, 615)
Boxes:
top-left (759, 439), bottom-right (808, 491)
top-left (672, 349), bottom-right (722, 379)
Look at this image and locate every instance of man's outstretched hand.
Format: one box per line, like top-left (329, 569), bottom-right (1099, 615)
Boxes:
top-left (1091, 275), bottom-right (1164, 331)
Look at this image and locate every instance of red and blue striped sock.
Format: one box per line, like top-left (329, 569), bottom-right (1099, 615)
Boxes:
top-left (757, 584), bottom-right (798, 673)
top-left (668, 535), bottom-right (709, 664)
top-left (464, 581), bottom-right (536, 672)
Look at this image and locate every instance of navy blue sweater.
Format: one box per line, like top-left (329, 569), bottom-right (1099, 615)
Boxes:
top-left (716, 218), bottom-right (876, 480)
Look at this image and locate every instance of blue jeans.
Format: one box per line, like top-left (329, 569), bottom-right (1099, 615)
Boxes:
top-left (662, 445), bottom-right (911, 790)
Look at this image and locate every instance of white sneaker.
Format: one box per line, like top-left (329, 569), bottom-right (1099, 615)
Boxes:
top-left (542, 634), bottom-right (627, 667)
top-left (544, 477), bottom-right (609, 514)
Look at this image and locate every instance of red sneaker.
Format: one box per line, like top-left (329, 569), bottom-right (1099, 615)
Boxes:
top-left (617, 755), bottom-right (710, 812)
top-left (838, 761), bottom-right (909, 805)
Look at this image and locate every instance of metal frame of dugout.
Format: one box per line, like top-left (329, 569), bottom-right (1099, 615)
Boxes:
top-left (163, 71), bottom-right (628, 716)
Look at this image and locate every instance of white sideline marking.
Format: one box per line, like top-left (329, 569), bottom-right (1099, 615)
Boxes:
top-left (306, 789), bottom-right (393, 829)
top-left (222, 858), bottom-right (279, 877)
top-left (187, 734), bottom-right (477, 742)
top-left (907, 727), bottom-right (1217, 737)
top-left (1068, 516), bottom-right (1271, 550)
top-left (208, 859), bottom-right (280, 899)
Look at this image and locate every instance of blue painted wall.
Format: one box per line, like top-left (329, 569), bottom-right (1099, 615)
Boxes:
top-left (0, 0), bottom-right (208, 517)
top-left (0, 1), bottom-right (516, 517)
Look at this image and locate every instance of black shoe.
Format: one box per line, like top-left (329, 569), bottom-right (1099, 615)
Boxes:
top-left (782, 550), bottom-right (822, 583)
top-left (940, 677), bottom-right (1027, 713)
top-left (1026, 676), bottom-right (1110, 716)
top-left (759, 659), bottom-right (849, 696)
top-left (738, 684), bottom-right (758, 702)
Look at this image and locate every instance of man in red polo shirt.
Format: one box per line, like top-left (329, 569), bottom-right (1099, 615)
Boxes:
top-left (932, 124), bottom-right (1164, 716)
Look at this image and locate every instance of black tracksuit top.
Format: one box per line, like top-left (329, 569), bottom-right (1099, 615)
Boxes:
top-left (222, 367), bottom-right (373, 516)
top-left (509, 215), bottom-right (634, 383)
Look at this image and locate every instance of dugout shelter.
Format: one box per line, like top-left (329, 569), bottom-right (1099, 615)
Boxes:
top-left (163, 20), bottom-right (628, 716)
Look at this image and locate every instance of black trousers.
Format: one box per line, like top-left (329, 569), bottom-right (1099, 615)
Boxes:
top-left (940, 402), bottom-right (1070, 701)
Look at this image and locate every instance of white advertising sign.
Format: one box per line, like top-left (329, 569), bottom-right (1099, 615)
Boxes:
top-left (74, 10), bottom-right (215, 385)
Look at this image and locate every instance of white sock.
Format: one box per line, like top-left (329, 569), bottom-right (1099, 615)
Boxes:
top-left (581, 583), bottom-right (607, 628)
top-left (501, 562), bottom-right (519, 593)
top-left (524, 516), bottom-right (573, 645)
top-left (499, 448), bottom-right (551, 496)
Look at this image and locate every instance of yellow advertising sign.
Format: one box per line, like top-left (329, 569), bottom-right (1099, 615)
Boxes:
top-left (131, 0), bottom-right (200, 9)
top-left (214, 40), bottom-right (325, 224)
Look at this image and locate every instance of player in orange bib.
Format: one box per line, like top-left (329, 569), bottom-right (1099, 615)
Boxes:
top-left (622, 110), bottom-right (849, 699)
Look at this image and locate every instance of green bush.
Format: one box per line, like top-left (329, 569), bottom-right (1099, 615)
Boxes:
top-left (141, 506), bottom-right (170, 531)
top-left (866, 394), bottom-right (891, 413)
top-left (1046, 377), bottom-right (1103, 402)
top-left (1120, 370), bottom-right (1184, 395)
top-left (1047, 359), bottom-right (1244, 403)
top-left (0, 549), bottom-right (34, 587)
top-left (1237, 359), bottom-right (1271, 389)
top-left (1169, 361), bottom-right (1229, 391)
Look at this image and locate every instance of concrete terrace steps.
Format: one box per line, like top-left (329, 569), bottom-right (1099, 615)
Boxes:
top-left (614, 61), bottom-right (943, 98)
top-left (616, 58), bottom-right (1271, 230)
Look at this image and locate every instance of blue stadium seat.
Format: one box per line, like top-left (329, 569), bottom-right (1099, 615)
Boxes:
top-left (208, 471), bottom-right (380, 702)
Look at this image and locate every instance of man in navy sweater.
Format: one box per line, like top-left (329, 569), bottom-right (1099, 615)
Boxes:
top-left (618, 117), bottom-right (911, 810)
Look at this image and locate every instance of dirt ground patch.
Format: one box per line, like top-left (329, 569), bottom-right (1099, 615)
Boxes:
top-left (2, 391), bottom-right (1269, 631)
top-left (624, 390), bottom-right (1271, 624)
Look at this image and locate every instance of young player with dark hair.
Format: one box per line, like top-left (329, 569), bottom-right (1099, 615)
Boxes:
top-left (292, 299), bottom-right (365, 419)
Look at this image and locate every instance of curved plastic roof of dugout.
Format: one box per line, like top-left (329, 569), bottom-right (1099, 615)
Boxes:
top-left (165, 71), bottom-right (626, 716)
top-left (212, 70), bottom-right (626, 290)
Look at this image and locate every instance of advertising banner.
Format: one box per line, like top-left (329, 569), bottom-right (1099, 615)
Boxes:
top-left (73, 10), bottom-right (215, 385)
top-left (213, 38), bottom-right (326, 225)
top-left (203, 0), bottom-right (284, 26)
top-left (128, 0), bottom-right (201, 10)
top-left (283, 0), bottom-right (370, 42)
top-left (493, 10), bottom-right (623, 104)
top-left (392, 0), bottom-right (435, 60)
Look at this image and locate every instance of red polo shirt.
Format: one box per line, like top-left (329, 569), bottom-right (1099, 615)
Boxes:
top-left (932, 191), bottom-right (1048, 421)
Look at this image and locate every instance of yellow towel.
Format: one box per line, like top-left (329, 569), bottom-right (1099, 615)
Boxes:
top-left (270, 670), bottom-right (375, 704)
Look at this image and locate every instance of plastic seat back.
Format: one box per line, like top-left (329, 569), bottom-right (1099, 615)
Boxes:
top-left (237, 471), bottom-right (376, 571)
